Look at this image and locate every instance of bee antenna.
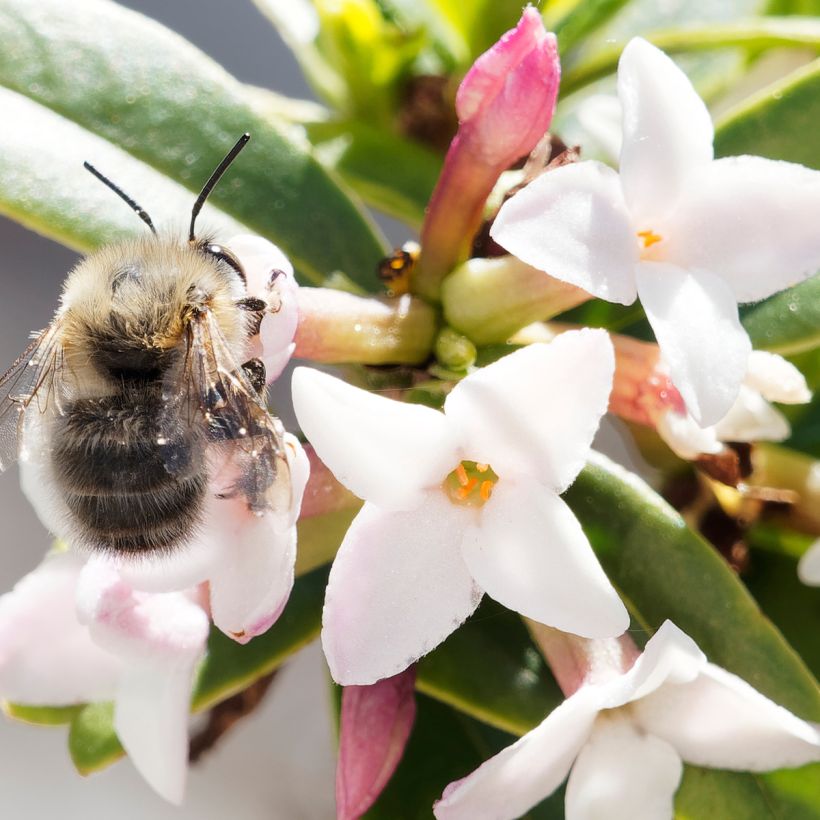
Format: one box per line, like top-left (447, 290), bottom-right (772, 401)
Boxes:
top-left (189, 133), bottom-right (250, 242)
top-left (83, 162), bottom-right (157, 236)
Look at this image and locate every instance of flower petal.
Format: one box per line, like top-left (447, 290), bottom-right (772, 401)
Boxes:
top-left (636, 262), bottom-right (751, 426)
top-left (713, 386), bottom-right (790, 443)
top-left (491, 161), bottom-right (639, 305)
top-left (744, 351), bottom-right (812, 404)
top-left (655, 409), bottom-right (722, 460)
top-left (565, 715), bottom-right (683, 820)
top-left (204, 498), bottom-right (297, 643)
top-left (434, 688), bottom-right (602, 820)
top-left (461, 480), bottom-right (628, 638)
top-left (798, 539), bottom-right (820, 587)
top-left (617, 37), bottom-right (713, 224)
top-left (668, 157), bottom-right (820, 302)
top-left (0, 552), bottom-right (120, 704)
top-left (633, 662), bottom-right (820, 771)
top-left (322, 493), bottom-right (482, 685)
top-left (444, 329), bottom-right (614, 492)
top-left (292, 366), bottom-right (456, 511)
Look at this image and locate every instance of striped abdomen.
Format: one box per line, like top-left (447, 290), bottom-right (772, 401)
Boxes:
top-left (51, 387), bottom-right (206, 553)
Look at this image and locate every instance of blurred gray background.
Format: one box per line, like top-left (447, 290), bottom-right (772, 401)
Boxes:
top-left (0, 1), bottom-right (337, 816)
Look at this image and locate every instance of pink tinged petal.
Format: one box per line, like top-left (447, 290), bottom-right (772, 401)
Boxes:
top-left (291, 367), bottom-right (456, 512)
top-left (201, 495), bottom-right (297, 643)
top-left (0, 552), bottom-right (121, 704)
top-left (798, 539), bottom-right (820, 586)
top-left (434, 688), bottom-right (603, 820)
top-left (565, 715), bottom-right (683, 820)
top-left (655, 409), bottom-right (722, 460)
top-left (444, 329), bottom-right (615, 492)
top-left (713, 386), bottom-right (790, 443)
top-left (632, 662), bottom-right (820, 772)
top-left (745, 351), bottom-right (812, 404)
top-left (336, 668), bottom-right (417, 820)
top-left (456, 8), bottom-right (560, 167)
top-left (668, 157), bottom-right (820, 302)
top-left (636, 262), bottom-right (752, 426)
top-left (491, 161), bottom-right (639, 305)
top-left (322, 493), bottom-right (482, 685)
top-left (617, 37), bottom-right (713, 224)
top-left (462, 480), bottom-right (628, 639)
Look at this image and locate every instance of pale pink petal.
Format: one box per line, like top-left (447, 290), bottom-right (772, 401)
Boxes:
top-left (617, 37), bottom-right (713, 224)
top-left (565, 715), bottom-right (682, 820)
top-left (444, 329), bottom-right (614, 492)
top-left (227, 233), bottom-right (294, 292)
top-left (434, 688), bottom-right (602, 820)
top-left (668, 157), bottom-right (820, 302)
top-left (336, 668), bottom-right (417, 820)
top-left (745, 351), bottom-right (812, 404)
top-left (491, 161), bottom-right (639, 305)
top-left (713, 386), bottom-right (790, 443)
top-left (655, 409), bottom-right (722, 460)
top-left (322, 493), bottom-right (482, 685)
top-left (636, 262), bottom-right (752, 426)
top-left (292, 367), bottom-right (456, 512)
top-left (633, 662), bottom-right (820, 771)
top-left (204, 497), bottom-right (297, 643)
top-left (0, 552), bottom-right (120, 704)
top-left (798, 539), bottom-right (820, 586)
top-left (461, 480), bottom-right (628, 638)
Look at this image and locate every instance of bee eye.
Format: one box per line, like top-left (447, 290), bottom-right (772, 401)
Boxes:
top-left (202, 243), bottom-right (246, 284)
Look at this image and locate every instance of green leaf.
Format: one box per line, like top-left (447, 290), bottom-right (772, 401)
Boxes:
top-left (364, 693), bottom-right (564, 819)
top-left (561, 18), bottom-right (820, 95)
top-left (192, 566), bottom-right (328, 712)
top-left (544, 0), bottom-right (633, 54)
top-left (714, 55), bottom-right (820, 169)
top-left (565, 453), bottom-right (820, 720)
top-left (68, 702), bottom-right (123, 775)
top-left (416, 598), bottom-right (563, 736)
top-left (0, 0), bottom-right (388, 288)
top-left (306, 120), bottom-right (442, 226)
top-left (2, 703), bottom-right (83, 726)
top-left (740, 275), bottom-right (820, 356)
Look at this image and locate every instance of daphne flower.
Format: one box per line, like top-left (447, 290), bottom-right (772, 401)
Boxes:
top-left (19, 235), bottom-right (309, 644)
top-left (492, 37), bottom-right (820, 426)
top-left (434, 620), bottom-right (820, 820)
top-left (293, 329), bottom-right (629, 685)
top-left (0, 551), bottom-right (209, 803)
top-left (657, 350), bottom-right (812, 459)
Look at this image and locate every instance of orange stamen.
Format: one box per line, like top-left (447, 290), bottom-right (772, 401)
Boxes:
top-left (480, 480), bottom-right (493, 501)
top-left (457, 477), bottom-right (479, 499)
top-left (475, 463), bottom-right (489, 473)
top-left (455, 463), bottom-right (469, 486)
top-left (637, 229), bottom-right (662, 248)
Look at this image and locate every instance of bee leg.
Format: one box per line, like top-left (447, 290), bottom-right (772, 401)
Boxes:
top-left (241, 358), bottom-right (266, 394)
top-left (236, 297), bottom-right (266, 336)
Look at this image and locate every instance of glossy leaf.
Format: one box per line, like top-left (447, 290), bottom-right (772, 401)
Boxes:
top-left (416, 598), bottom-right (563, 736)
top-left (3, 703), bottom-right (82, 726)
top-left (562, 18), bottom-right (820, 95)
top-left (306, 120), bottom-right (442, 227)
top-left (68, 702), bottom-right (123, 776)
top-left (192, 566), bottom-right (329, 711)
top-left (544, 0), bottom-right (633, 53)
top-left (565, 453), bottom-right (820, 720)
top-left (0, 0), bottom-right (387, 288)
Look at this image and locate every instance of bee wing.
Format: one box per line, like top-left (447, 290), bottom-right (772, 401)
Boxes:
top-left (163, 307), bottom-right (291, 516)
top-left (0, 322), bottom-right (64, 472)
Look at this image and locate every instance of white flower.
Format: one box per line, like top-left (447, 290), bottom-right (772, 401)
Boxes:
top-left (492, 37), bottom-right (820, 426)
top-left (20, 236), bottom-right (309, 644)
top-left (434, 620), bottom-right (820, 820)
top-left (0, 551), bottom-right (209, 803)
top-left (657, 351), bottom-right (812, 459)
top-left (798, 538), bottom-right (820, 587)
top-left (292, 329), bottom-right (629, 685)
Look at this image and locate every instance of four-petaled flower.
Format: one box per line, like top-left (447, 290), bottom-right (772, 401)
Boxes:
top-left (434, 620), bottom-right (820, 820)
top-left (293, 329), bottom-right (629, 685)
top-left (0, 551), bottom-right (209, 803)
top-left (492, 37), bottom-right (820, 426)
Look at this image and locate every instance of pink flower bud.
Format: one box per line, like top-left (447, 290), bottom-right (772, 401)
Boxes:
top-left (336, 668), bottom-right (417, 820)
top-left (415, 7), bottom-right (561, 299)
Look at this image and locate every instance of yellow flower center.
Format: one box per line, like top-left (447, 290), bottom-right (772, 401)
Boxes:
top-left (443, 460), bottom-right (500, 507)
top-left (637, 229), bottom-right (663, 249)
